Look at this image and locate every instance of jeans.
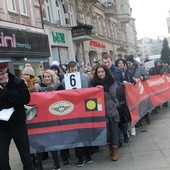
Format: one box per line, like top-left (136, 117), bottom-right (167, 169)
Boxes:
top-left (51, 151), bottom-right (60, 165)
top-left (0, 124), bottom-right (33, 170)
top-left (60, 149), bottom-right (69, 161)
top-left (107, 121), bottom-right (119, 146)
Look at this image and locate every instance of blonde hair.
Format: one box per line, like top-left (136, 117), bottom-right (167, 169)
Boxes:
top-left (42, 69), bottom-right (58, 87)
top-left (21, 75), bottom-right (35, 92)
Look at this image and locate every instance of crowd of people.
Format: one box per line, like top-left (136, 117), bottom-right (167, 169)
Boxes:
top-left (0, 53), bottom-right (169, 170)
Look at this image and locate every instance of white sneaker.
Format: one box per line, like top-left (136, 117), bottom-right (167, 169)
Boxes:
top-left (131, 127), bottom-right (136, 136)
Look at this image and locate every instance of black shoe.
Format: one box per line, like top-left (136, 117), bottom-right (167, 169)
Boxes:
top-left (151, 108), bottom-right (158, 114)
top-left (135, 121), bottom-right (142, 128)
top-left (124, 132), bottom-right (129, 143)
top-left (77, 158), bottom-right (86, 167)
top-left (85, 156), bottom-right (93, 164)
top-left (163, 102), bottom-right (168, 107)
top-left (63, 160), bottom-right (70, 167)
top-left (52, 164), bottom-right (61, 170)
top-left (34, 160), bottom-right (43, 170)
top-left (42, 152), bottom-right (49, 161)
top-left (145, 116), bottom-right (151, 124)
top-left (93, 146), bottom-right (100, 153)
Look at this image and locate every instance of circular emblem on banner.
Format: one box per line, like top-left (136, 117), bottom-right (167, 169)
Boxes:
top-left (49, 101), bottom-right (74, 116)
top-left (139, 81), bottom-right (144, 94)
top-left (86, 100), bottom-right (96, 110)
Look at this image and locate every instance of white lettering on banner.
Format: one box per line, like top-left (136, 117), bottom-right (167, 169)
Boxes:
top-left (64, 72), bottom-right (82, 89)
top-left (147, 79), bottom-right (165, 87)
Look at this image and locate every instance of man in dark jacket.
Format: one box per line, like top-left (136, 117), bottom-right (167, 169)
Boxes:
top-left (102, 54), bottom-right (124, 87)
top-left (0, 60), bottom-right (33, 170)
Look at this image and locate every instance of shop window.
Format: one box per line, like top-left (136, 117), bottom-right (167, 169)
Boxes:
top-left (59, 47), bottom-right (69, 64)
top-left (55, 0), bottom-right (66, 26)
top-left (18, 0), bottom-right (27, 15)
top-left (45, 0), bottom-right (53, 22)
top-left (7, 0), bottom-right (17, 12)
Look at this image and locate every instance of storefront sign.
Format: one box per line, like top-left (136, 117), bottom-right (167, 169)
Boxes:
top-left (52, 31), bottom-right (65, 43)
top-left (90, 40), bottom-right (106, 48)
top-left (0, 27), bottom-right (50, 57)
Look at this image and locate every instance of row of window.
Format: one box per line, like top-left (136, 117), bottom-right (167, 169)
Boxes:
top-left (45, 0), bottom-right (76, 26)
top-left (7, 0), bottom-right (27, 15)
top-left (6, 0), bottom-right (77, 27)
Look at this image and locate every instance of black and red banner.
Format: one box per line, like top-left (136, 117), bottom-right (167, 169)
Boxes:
top-left (125, 74), bottom-right (170, 126)
top-left (27, 87), bottom-right (107, 153)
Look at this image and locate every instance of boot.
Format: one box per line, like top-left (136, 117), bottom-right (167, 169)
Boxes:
top-left (109, 144), bottom-right (112, 156)
top-left (112, 146), bottom-right (118, 161)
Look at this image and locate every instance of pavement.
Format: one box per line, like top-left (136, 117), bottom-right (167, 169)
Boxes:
top-left (10, 104), bottom-right (170, 170)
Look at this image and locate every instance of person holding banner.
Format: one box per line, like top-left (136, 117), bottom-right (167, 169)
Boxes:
top-left (125, 55), bottom-right (150, 128)
top-left (35, 69), bottom-right (64, 170)
top-left (149, 59), bottom-right (169, 112)
top-left (62, 61), bottom-right (93, 167)
top-left (102, 54), bottom-right (124, 147)
top-left (115, 59), bottom-right (132, 143)
top-left (0, 60), bottom-right (33, 170)
top-left (91, 64), bottom-right (120, 161)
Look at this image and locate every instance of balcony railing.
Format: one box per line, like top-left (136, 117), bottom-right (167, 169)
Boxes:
top-left (82, 0), bottom-right (99, 4)
top-left (101, 2), bottom-right (117, 17)
top-left (72, 24), bottom-right (93, 42)
top-left (118, 4), bottom-right (131, 23)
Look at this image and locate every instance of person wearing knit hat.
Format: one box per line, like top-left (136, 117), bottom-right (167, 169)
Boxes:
top-left (124, 54), bottom-right (150, 130)
top-left (126, 55), bottom-right (134, 63)
top-left (52, 61), bottom-right (59, 66)
top-left (25, 63), bottom-right (32, 68)
top-left (22, 66), bottom-right (40, 90)
top-left (22, 67), bottom-right (35, 77)
top-left (50, 64), bottom-right (60, 77)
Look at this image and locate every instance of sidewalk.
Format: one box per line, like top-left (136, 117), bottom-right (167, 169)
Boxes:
top-left (10, 106), bottom-right (170, 170)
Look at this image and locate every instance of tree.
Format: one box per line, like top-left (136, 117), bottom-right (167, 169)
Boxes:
top-left (160, 38), bottom-right (170, 64)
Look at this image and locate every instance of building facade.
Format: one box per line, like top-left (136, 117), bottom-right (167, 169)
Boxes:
top-left (0, 0), bottom-right (138, 73)
top-left (72, 0), bottom-right (138, 65)
top-left (0, 0), bottom-right (50, 76)
top-left (43, 0), bottom-right (76, 65)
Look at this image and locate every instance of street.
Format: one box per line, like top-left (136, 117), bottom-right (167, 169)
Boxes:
top-left (10, 105), bottom-right (170, 170)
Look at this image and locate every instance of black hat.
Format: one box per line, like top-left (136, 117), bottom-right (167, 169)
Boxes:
top-left (0, 60), bottom-right (9, 74)
top-left (50, 65), bottom-right (60, 74)
top-left (126, 55), bottom-right (134, 63)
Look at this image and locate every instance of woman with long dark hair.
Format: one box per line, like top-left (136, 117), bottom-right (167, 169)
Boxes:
top-left (90, 64), bottom-right (120, 161)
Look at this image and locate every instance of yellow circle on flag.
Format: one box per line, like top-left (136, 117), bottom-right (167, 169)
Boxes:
top-left (86, 100), bottom-right (96, 110)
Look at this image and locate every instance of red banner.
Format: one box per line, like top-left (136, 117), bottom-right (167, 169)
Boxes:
top-left (125, 74), bottom-right (170, 126)
top-left (26, 87), bottom-right (107, 153)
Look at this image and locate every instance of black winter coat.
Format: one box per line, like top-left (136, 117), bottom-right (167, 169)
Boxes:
top-left (0, 73), bottom-right (30, 128)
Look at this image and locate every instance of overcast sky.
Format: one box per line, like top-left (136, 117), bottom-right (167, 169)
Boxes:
top-left (129, 0), bottom-right (170, 39)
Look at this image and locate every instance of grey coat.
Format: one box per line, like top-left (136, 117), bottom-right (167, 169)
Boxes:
top-left (104, 83), bottom-right (120, 122)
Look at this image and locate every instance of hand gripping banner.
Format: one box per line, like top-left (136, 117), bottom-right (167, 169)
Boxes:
top-left (125, 74), bottom-right (170, 126)
top-left (26, 87), bottom-right (107, 153)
